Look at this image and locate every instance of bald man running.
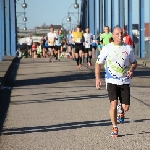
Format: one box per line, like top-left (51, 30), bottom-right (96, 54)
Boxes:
top-left (95, 26), bottom-right (137, 137)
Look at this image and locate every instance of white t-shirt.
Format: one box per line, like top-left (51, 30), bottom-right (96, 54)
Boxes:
top-left (83, 33), bottom-right (92, 48)
top-left (26, 37), bottom-right (33, 46)
top-left (96, 42), bottom-right (136, 85)
top-left (47, 32), bottom-right (56, 46)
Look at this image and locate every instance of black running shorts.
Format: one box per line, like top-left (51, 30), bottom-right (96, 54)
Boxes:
top-left (48, 46), bottom-right (54, 49)
top-left (84, 45), bottom-right (92, 53)
top-left (75, 43), bottom-right (83, 53)
top-left (107, 83), bottom-right (130, 105)
top-left (55, 46), bottom-right (61, 51)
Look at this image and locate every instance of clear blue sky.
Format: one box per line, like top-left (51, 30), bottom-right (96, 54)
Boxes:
top-left (16, 0), bottom-right (150, 29)
top-left (16, 0), bottom-right (81, 29)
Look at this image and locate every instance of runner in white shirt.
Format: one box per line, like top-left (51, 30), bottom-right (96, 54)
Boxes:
top-left (95, 26), bottom-right (137, 137)
top-left (83, 27), bottom-right (93, 66)
top-left (47, 27), bottom-right (56, 62)
top-left (26, 35), bottom-right (33, 57)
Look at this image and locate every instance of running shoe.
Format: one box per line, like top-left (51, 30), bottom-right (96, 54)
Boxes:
top-left (117, 103), bottom-right (122, 113)
top-left (117, 113), bottom-right (125, 123)
top-left (111, 127), bottom-right (118, 138)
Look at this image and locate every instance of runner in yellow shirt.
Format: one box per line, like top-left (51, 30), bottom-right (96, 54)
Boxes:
top-left (72, 25), bottom-right (84, 69)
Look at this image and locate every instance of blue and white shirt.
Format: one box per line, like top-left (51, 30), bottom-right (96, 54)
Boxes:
top-left (67, 34), bottom-right (72, 45)
top-left (83, 33), bottom-right (92, 48)
top-left (96, 42), bottom-right (136, 85)
top-left (55, 35), bottom-right (62, 46)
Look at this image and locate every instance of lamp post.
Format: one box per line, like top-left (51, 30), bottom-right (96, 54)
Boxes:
top-left (22, 16), bottom-right (27, 22)
top-left (66, 0), bottom-right (79, 26)
top-left (66, 13), bottom-right (78, 30)
top-left (16, 0), bottom-right (28, 27)
top-left (74, 0), bottom-right (79, 24)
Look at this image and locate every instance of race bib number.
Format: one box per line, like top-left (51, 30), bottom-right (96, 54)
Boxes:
top-left (76, 38), bottom-right (81, 43)
top-left (85, 42), bottom-right (90, 48)
top-left (48, 41), bottom-right (54, 46)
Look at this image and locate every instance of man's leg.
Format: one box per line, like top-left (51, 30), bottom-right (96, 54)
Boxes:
top-left (107, 83), bottom-right (119, 137)
top-left (84, 49), bottom-right (88, 66)
top-left (75, 45), bottom-right (79, 68)
top-left (79, 49), bottom-right (83, 67)
top-left (68, 45), bottom-right (72, 58)
top-left (71, 44), bottom-right (75, 60)
top-left (75, 52), bottom-right (79, 68)
top-left (49, 47), bottom-right (53, 62)
top-left (117, 84), bottom-right (130, 123)
top-left (88, 47), bottom-right (92, 66)
top-left (109, 100), bottom-right (118, 127)
top-left (122, 104), bottom-right (129, 112)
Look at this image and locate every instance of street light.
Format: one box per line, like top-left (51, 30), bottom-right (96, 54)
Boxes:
top-left (67, 13), bottom-right (78, 30)
top-left (74, 0), bottom-right (79, 8)
top-left (67, 17), bottom-right (71, 22)
top-left (23, 17), bottom-right (27, 22)
top-left (23, 27), bottom-right (27, 30)
top-left (22, 3), bottom-right (28, 9)
top-left (67, 0), bottom-right (80, 25)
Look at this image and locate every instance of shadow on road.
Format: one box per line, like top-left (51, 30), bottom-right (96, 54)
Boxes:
top-left (2, 118), bottom-right (150, 136)
top-left (2, 119), bottom-right (112, 135)
top-left (0, 58), bottom-right (20, 135)
top-left (14, 71), bottom-right (106, 87)
top-left (10, 94), bottom-right (108, 105)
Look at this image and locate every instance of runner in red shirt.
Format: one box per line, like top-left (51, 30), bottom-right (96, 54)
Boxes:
top-left (122, 28), bottom-right (133, 46)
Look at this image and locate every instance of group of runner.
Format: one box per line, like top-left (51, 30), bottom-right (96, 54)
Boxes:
top-left (26, 24), bottom-right (133, 70)
top-left (44, 25), bottom-right (100, 69)
top-left (32, 25), bottom-right (106, 69)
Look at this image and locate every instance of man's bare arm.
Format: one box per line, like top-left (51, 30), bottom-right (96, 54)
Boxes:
top-left (129, 61), bottom-right (137, 72)
top-left (95, 62), bottom-right (102, 89)
top-left (126, 61), bottom-right (137, 78)
top-left (95, 63), bottom-right (100, 79)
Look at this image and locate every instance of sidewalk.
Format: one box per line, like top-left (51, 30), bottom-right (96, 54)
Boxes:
top-left (0, 58), bottom-right (150, 150)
